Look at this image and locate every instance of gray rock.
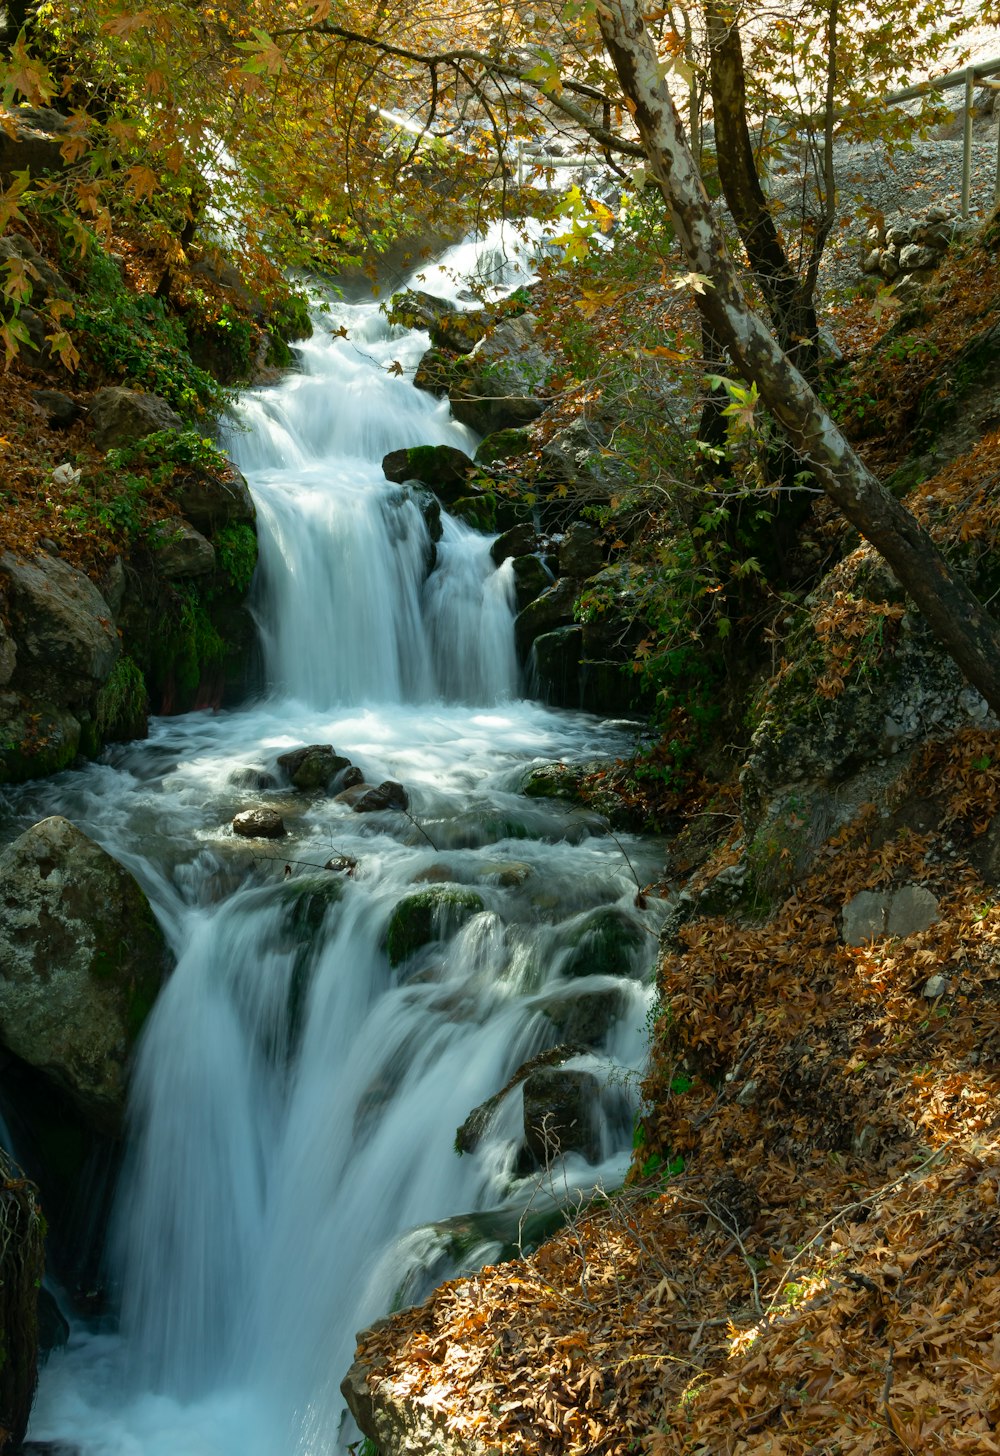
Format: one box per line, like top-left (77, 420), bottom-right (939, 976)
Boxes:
top-left (0, 816), bottom-right (166, 1130)
top-left (449, 314), bottom-right (553, 434)
top-left (522, 1067), bottom-right (601, 1166)
top-left (898, 243), bottom-right (938, 271)
top-left (276, 744), bottom-right (351, 791)
top-left (232, 808), bottom-right (286, 838)
top-left (537, 986), bottom-right (625, 1047)
top-left (89, 387), bottom-right (183, 450)
top-left (922, 974), bottom-right (950, 999)
top-left (338, 780), bottom-right (410, 813)
top-left (0, 106), bottom-right (72, 184)
top-left (558, 522), bottom-right (604, 579)
top-left (149, 518), bottom-right (216, 578)
top-left (886, 884), bottom-right (940, 938)
top-left (174, 468), bottom-right (255, 532)
top-left (0, 551), bottom-right (118, 708)
top-left (841, 890), bottom-right (890, 946)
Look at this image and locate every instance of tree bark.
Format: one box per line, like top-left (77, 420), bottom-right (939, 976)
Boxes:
top-left (596, 0), bottom-right (1000, 715)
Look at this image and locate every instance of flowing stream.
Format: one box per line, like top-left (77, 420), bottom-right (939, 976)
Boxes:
top-left (2, 233), bottom-right (663, 1455)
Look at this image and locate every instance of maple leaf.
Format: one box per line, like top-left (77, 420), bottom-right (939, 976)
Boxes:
top-left (126, 164), bottom-right (159, 202)
top-left (386, 359), bottom-right (404, 376)
top-left (101, 9), bottom-right (153, 38)
top-left (2, 34), bottom-right (56, 104)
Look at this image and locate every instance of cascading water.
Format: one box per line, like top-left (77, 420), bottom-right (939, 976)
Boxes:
top-left (2, 231), bottom-right (664, 1455)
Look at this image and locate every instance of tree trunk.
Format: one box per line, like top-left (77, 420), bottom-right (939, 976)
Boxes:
top-left (597, 0), bottom-right (1000, 715)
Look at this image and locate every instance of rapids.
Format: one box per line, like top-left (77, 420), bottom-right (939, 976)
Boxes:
top-left (1, 232), bottom-right (663, 1455)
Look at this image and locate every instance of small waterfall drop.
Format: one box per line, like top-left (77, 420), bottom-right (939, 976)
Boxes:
top-left (3, 227), bottom-right (663, 1456)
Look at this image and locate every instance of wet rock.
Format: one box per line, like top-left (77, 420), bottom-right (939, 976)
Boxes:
top-left (0, 617), bottom-right (16, 688)
top-left (455, 1044), bottom-right (586, 1153)
top-left (338, 780), bottom-right (410, 813)
top-left (412, 345), bottom-right (455, 397)
top-left (89, 386), bottom-right (183, 450)
top-left (381, 444), bottom-right (473, 501)
top-left (0, 816), bottom-right (167, 1130)
top-left (384, 886), bottom-right (485, 966)
top-left (232, 808), bottom-right (287, 838)
top-left (228, 767), bottom-right (277, 791)
top-left (522, 1067), bottom-right (601, 1167)
top-left (514, 576), bottom-right (579, 660)
top-left (531, 626), bottom-right (584, 708)
top-left (277, 744), bottom-right (351, 791)
top-left (338, 765), bottom-right (364, 790)
top-left (510, 554), bottom-right (553, 613)
top-left (0, 697), bottom-right (81, 784)
top-left (148, 517), bottom-right (216, 578)
top-left (537, 986), bottom-right (626, 1047)
top-left (324, 854), bottom-right (358, 874)
top-left (386, 289), bottom-right (457, 335)
top-left (0, 551), bottom-right (118, 710)
top-left (491, 523), bottom-right (538, 565)
top-left (557, 906), bottom-right (648, 979)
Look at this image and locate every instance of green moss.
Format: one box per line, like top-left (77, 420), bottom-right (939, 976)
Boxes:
top-left (280, 875), bottom-right (346, 936)
top-left (215, 522), bottom-right (258, 593)
top-left (448, 493), bottom-right (496, 532)
top-left (385, 887), bottom-right (486, 966)
top-left (0, 706), bottom-right (80, 784)
top-left (95, 654), bottom-right (147, 742)
top-left (559, 906), bottom-right (647, 979)
top-left (474, 428), bottom-right (531, 467)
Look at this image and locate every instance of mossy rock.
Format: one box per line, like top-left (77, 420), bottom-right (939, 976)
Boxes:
top-left (381, 444), bottom-right (473, 501)
top-left (280, 874), bottom-right (346, 936)
top-left (384, 886), bottom-right (486, 967)
top-left (557, 906), bottom-right (648, 979)
top-left (474, 428), bottom-right (531, 467)
top-left (448, 493), bottom-right (496, 533)
top-left (510, 555), bottom-right (552, 613)
top-left (0, 700), bottom-right (80, 784)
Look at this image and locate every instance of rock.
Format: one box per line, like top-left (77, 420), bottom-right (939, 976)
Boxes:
top-left (0, 105), bottom-right (73, 184)
top-left (841, 890), bottom-right (890, 946)
top-left (559, 522), bottom-right (604, 578)
top-left (324, 854), bottom-right (358, 874)
top-left (173, 468), bottom-right (255, 532)
top-left (30, 389), bottom-right (80, 428)
top-left (0, 816), bottom-right (166, 1130)
top-left (842, 884), bottom-right (940, 945)
top-left (431, 308), bottom-right (490, 354)
top-left (475, 428), bottom-right (531, 468)
top-left (886, 884), bottom-right (940, 938)
top-left (89, 387), bottom-right (183, 450)
top-left (522, 1067), bottom-right (601, 1167)
top-left (0, 551), bottom-right (118, 709)
top-left (276, 744), bottom-right (351, 791)
top-left (381, 444), bottom-right (473, 500)
top-left (339, 765), bottom-right (364, 789)
top-left (455, 1044), bottom-right (587, 1153)
top-left (412, 346), bottom-right (455, 397)
top-left (539, 414), bottom-right (615, 492)
top-left (148, 517), bottom-right (216, 578)
top-left (510, 554), bottom-right (553, 613)
top-left (449, 314), bottom-right (553, 434)
top-left (531, 626), bottom-right (584, 708)
top-left (491, 524), bottom-right (538, 565)
top-left (537, 987), bottom-right (625, 1047)
top-left (514, 576), bottom-right (579, 659)
top-left (337, 780), bottom-right (410, 813)
top-left (447, 493), bottom-right (496, 532)
top-left (384, 886), bottom-right (485, 966)
top-left (0, 234), bottom-right (70, 304)
top-left (557, 906), bottom-right (648, 979)
top-left (404, 484), bottom-right (442, 543)
top-left (232, 808), bottom-right (286, 838)
top-left (228, 767), bottom-right (277, 791)
top-left (386, 289), bottom-right (458, 334)
top-left (922, 974), bottom-right (950, 999)
top-left (898, 243), bottom-right (938, 271)
top-left (0, 697), bottom-right (81, 784)
top-left (0, 617), bottom-right (16, 688)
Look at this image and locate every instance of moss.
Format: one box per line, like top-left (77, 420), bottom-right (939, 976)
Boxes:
top-left (215, 522), bottom-right (258, 593)
top-left (95, 653), bottom-right (147, 743)
top-left (0, 705), bottom-right (80, 784)
top-left (474, 428), bottom-right (530, 468)
top-left (559, 906), bottom-right (647, 979)
top-left (448, 493), bottom-right (497, 532)
top-left (280, 875), bottom-right (346, 937)
top-left (385, 886), bottom-right (486, 966)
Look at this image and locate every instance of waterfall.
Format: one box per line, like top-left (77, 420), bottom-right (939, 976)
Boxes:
top-left (5, 229), bottom-right (663, 1456)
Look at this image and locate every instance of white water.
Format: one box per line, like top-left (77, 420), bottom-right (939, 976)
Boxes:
top-left (3, 232), bottom-right (662, 1455)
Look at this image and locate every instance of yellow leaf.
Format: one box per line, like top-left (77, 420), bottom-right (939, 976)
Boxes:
top-left (126, 164), bottom-right (159, 202)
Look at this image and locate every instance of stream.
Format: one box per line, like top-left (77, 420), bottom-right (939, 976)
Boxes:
top-left (1, 233), bottom-right (664, 1455)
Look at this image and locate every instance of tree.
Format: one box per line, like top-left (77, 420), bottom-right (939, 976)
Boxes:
top-left (594, 0), bottom-right (1000, 715)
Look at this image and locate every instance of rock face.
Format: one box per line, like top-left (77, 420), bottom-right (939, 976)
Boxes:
top-left (522, 1066), bottom-right (601, 1167)
top-left (0, 552), bottom-right (119, 711)
top-left (89, 386), bottom-right (184, 450)
top-left (0, 817), bottom-right (167, 1131)
top-left (448, 315), bottom-right (552, 434)
top-left (173, 467), bottom-right (256, 532)
top-left (149, 517), bottom-right (217, 578)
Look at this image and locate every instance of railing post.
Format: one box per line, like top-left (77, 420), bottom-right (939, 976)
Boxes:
top-left (962, 64), bottom-right (976, 219)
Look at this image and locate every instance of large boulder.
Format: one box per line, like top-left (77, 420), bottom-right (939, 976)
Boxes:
top-left (89, 387), bottom-right (183, 450)
top-left (0, 551), bottom-right (118, 709)
top-left (455, 1044), bottom-right (587, 1154)
top-left (0, 696), bottom-right (81, 784)
top-left (555, 906), bottom-right (649, 979)
top-left (449, 314), bottom-right (553, 434)
top-left (514, 576), bottom-right (579, 660)
top-left (381, 444), bottom-right (473, 503)
top-left (0, 817), bottom-right (167, 1131)
top-left (277, 744), bottom-right (351, 790)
